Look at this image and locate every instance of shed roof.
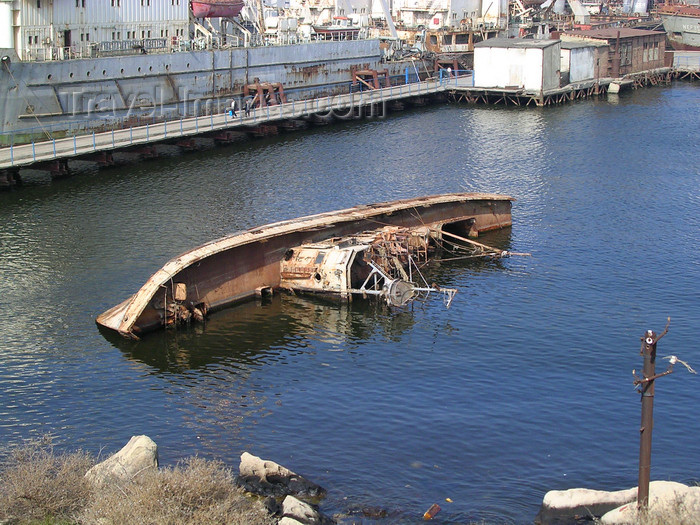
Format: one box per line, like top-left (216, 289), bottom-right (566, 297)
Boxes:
top-left (560, 40), bottom-right (604, 49)
top-left (562, 28), bottom-right (665, 40)
top-left (474, 37), bottom-right (560, 49)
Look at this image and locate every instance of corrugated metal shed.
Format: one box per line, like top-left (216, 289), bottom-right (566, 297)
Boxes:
top-left (474, 38), bottom-right (562, 91)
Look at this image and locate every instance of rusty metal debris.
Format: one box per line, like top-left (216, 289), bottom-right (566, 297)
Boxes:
top-left (280, 226), bottom-right (456, 307)
top-left (279, 225), bottom-right (529, 308)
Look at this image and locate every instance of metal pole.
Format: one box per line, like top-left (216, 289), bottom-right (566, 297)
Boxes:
top-left (637, 329), bottom-right (656, 510)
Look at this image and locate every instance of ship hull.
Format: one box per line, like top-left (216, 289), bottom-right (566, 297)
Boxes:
top-left (0, 40), bottom-right (418, 145)
top-left (660, 6), bottom-right (700, 50)
top-left (191, 1), bottom-right (245, 18)
top-left (96, 193), bottom-right (513, 338)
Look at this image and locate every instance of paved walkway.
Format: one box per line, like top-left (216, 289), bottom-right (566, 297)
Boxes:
top-left (0, 79), bottom-right (447, 170)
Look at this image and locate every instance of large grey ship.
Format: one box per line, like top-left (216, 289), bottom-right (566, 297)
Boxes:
top-left (659, 4), bottom-right (700, 50)
top-left (0, 0), bottom-right (429, 145)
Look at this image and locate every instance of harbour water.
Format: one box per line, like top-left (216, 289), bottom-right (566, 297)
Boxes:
top-left (1, 83), bottom-right (698, 524)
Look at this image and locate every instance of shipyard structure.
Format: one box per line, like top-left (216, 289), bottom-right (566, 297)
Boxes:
top-left (0, 0), bottom-right (696, 154)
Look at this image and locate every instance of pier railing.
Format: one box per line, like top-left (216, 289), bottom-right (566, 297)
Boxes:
top-left (0, 78), bottom-right (445, 170)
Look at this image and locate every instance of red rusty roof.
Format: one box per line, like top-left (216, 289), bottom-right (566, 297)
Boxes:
top-left (563, 28), bottom-right (665, 40)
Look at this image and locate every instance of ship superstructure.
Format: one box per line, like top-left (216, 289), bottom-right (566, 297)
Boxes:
top-left (1, 0), bottom-right (190, 61)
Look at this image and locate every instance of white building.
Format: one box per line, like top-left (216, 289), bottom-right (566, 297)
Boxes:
top-left (560, 40), bottom-right (598, 84)
top-left (474, 38), bottom-right (561, 91)
top-left (2, 0), bottom-right (190, 61)
top-left (389, 0), bottom-right (505, 30)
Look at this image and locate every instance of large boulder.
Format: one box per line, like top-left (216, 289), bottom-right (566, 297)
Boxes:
top-left (280, 495), bottom-right (334, 525)
top-left (237, 452), bottom-right (326, 499)
top-left (536, 481), bottom-right (700, 525)
top-left (601, 481), bottom-right (700, 524)
top-left (85, 435), bottom-right (158, 485)
top-left (535, 487), bottom-right (638, 524)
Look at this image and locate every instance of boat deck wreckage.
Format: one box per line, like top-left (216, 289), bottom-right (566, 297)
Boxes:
top-left (97, 193), bottom-right (523, 339)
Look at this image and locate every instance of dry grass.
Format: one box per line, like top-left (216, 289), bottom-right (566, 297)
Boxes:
top-left (0, 437), bottom-right (275, 525)
top-left (77, 456), bottom-right (275, 525)
top-left (0, 435), bottom-right (94, 524)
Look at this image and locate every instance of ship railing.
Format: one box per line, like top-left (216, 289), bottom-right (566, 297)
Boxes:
top-left (1, 72), bottom-right (427, 147)
top-left (0, 77), bottom-right (447, 167)
top-left (672, 53), bottom-right (700, 72)
top-left (438, 69), bottom-right (475, 87)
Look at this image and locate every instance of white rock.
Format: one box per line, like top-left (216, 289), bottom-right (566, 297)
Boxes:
top-left (85, 435), bottom-right (158, 485)
top-left (601, 481), bottom-right (700, 524)
top-left (536, 486), bottom-right (637, 523)
top-left (238, 452), bottom-right (326, 498)
top-left (240, 451), bottom-right (295, 482)
top-left (282, 495), bottom-right (322, 524)
top-left (278, 518), bottom-right (306, 525)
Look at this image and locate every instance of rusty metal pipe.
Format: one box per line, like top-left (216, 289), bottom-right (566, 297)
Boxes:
top-left (637, 329), bottom-right (656, 510)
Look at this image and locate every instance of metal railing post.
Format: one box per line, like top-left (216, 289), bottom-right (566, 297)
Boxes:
top-left (74, 134), bottom-right (77, 154)
top-left (146, 124), bottom-right (149, 141)
top-left (53, 138), bottom-right (56, 157)
top-left (32, 140), bottom-right (36, 161)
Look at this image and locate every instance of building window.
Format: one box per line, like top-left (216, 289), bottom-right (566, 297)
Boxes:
top-left (37, 0), bottom-right (41, 8)
top-left (147, 30), bottom-right (151, 38)
top-left (141, 30), bottom-right (145, 38)
top-left (620, 42), bottom-right (631, 66)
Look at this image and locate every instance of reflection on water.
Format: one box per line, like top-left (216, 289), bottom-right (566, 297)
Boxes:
top-left (1, 83), bottom-right (698, 524)
top-left (112, 231), bottom-right (514, 375)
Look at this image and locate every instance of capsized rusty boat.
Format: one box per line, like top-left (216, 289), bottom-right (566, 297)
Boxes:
top-left (96, 193), bottom-right (513, 339)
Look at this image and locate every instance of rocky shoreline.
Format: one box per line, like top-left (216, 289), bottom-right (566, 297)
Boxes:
top-left (84, 436), bottom-right (336, 525)
top-left (78, 435), bottom-right (700, 525)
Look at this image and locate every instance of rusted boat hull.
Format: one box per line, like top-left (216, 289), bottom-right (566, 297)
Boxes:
top-left (191, 1), bottom-right (245, 18)
top-left (96, 193), bottom-right (513, 338)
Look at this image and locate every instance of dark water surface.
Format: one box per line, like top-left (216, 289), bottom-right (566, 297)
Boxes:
top-left (1, 84), bottom-right (698, 524)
